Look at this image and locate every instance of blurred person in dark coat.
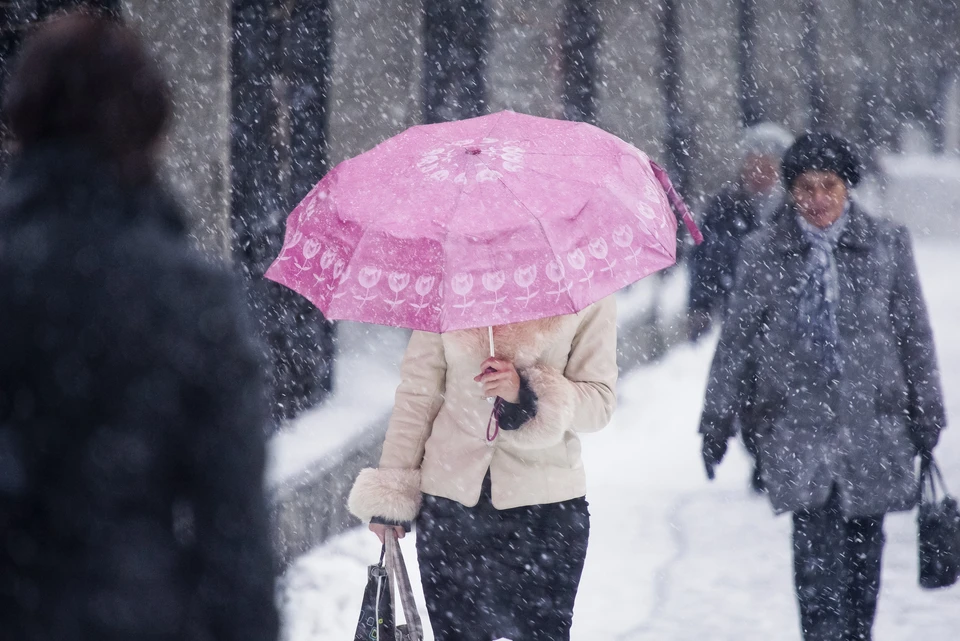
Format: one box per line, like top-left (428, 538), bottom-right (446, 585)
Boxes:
top-left (687, 122), bottom-right (794, 340)
top-left (699, 132), bottom-right (945, 641)
top-left (0, 13), bottom-right (279, 641)
top-left (688, 122), bottom-right (794, 493)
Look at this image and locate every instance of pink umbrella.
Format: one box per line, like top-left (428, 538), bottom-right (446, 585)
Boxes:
top-left (266, 110), bottom-right (701, 343)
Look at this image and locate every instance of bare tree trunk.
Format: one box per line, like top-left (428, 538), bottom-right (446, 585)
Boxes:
top-left (560, 0), bottom-right (600, 124)
top-left (279, 0), bottom-right (335, 416)
top-left (737, 0), bottom-right (762, 126)
top-left (800, 0), bottom-right (826, 129)
top-left (285, 0), bottom-right (330, 208)
top-left (658, 0), bottom-right (692, 197)
top-left (423, 0), bottom-right (488, 123)
top-left (230, 0), bottom-right (281, 276)
top-left (231, 0), bottom-right (334, 427)
top-left (853, 0), bottom-right (881, 170)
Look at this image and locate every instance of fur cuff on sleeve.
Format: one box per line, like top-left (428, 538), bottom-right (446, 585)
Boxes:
top-left (499, 364), bottom-right (576, 450)
top-left (347, 468), bottom-right (422, 522)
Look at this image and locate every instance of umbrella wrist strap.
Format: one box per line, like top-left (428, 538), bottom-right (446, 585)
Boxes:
top-left (486, 397), bottom-right (504, 441)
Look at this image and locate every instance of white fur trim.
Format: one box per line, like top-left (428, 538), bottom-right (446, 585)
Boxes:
top-left (347, 468), bottom-right (422, 522)
top-left (444, 316), bottom-right (569, 366)
top-left (499, 364), bottom-right (576, 450)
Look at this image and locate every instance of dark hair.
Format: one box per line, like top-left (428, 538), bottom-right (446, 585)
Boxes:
top-left (781, 132), bottom-right (862, 190)
top-left (3, 11), bottom-right (171, 182)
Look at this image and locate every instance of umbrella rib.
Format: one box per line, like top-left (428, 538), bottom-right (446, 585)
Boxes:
top-left (494, 177), bottom-right (579, 314)
top-left (502, 164), bottom-right (605, 191)
top-left (522, 151), bottom-right (618, 158)
top-left (509, 161), bottom-right (677, 261)
top-left (418, 126), bottom-right (460, 149)
top-left (481, 111), bottom-right (509, 142)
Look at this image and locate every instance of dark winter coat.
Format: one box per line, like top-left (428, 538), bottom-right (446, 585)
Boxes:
top-left (688, 183), bottom-right (767, 316)
top-left (0, 144), bottom-right (279, 641)
top-left (700, 202), bottom-right (945, 518)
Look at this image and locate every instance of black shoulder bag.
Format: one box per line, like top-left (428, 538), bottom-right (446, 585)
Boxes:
top-left (918, 457), bottom-right (960, 589)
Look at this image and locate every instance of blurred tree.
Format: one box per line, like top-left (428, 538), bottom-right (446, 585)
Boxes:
top-left (231, 0), bottom-right (334, 427)
top-left (423, 0), bottom-right (487, 123)
top-left (285, 1), bottom-right (330, 211)
top-left (657, 0), bottom-right (692, 197)
top-left (800, 0), bottom-right (826, 128)
top-left (737, 0), bottom-right (762, 127)
top-left (231, 0), bottom-right (281, 278)
top-left (278, 0), bottom-right (335, 419)
top-left (560, 0), bottom-right (600, 124)
top-left (853, 0), bottom-right (882, 170)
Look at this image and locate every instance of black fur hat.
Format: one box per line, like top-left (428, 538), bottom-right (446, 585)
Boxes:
top-left (782, 132), bottom-right (862, 189)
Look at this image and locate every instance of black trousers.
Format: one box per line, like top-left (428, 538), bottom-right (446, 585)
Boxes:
top-left (415, 477), bottom-right (590, 641)
top-left (792, 491), bottom-right (886, 641)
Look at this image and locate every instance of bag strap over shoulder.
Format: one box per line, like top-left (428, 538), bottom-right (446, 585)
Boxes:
top-left (384, 531), bottom-right (424, 641)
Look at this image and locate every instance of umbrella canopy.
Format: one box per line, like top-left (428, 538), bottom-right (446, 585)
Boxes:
top-left (266, 110), bottom-right (701, 333)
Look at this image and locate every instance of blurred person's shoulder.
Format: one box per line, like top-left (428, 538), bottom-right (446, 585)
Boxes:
top-left (704, 182), bottom-right (745, 214)
top-left (851, 202), bottom-right (908, 240)
top-left (738, 213), bottom-right (785, 263)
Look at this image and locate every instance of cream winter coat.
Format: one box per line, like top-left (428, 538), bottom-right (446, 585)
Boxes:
top-left (348, 296), bottom-right (618, 523)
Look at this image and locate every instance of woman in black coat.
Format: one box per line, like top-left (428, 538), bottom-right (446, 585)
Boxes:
top-left (0, 14), bottom-right (278, 641)
top-left (699, 133), bottom-right (946, 641)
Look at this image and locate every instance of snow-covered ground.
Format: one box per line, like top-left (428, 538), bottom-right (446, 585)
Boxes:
top-left (278, 239), bottom-right (960, 641)
top-left (266, 322), bottom-right (407, 488)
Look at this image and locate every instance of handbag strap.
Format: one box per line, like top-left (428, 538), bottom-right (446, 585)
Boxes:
top-left (921, 456), bottom-right (951, 504)
top-left (384, 531), bottom-right (424, 640)
top-left (373, 545), bottom-right (388, 640)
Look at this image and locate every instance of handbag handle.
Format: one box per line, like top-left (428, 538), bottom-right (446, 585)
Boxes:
top-left (920, 456), bottom-right (951, 505)
top-left (384, 530), bottom-right (424, 640)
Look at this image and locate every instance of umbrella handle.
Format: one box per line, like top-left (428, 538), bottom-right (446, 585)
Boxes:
top-left (488, 325), bottom-right (495, 358)
top-left (650, 161), bottom-right (704, 245)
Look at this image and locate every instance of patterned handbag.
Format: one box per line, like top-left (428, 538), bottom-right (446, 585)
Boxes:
top-left (354, 547), bottom-right (395, 641)
top-left (918, 457), bottom-right (960, 589)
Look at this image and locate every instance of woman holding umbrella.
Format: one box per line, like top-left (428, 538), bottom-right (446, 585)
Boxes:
top-left (350, 296), bottom-right (617, 641)
top-left (266, 111), bottom-right (700, 640)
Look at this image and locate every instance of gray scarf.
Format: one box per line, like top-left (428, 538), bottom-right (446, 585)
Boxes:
top-left (795, 204), bottom-right (849, 376)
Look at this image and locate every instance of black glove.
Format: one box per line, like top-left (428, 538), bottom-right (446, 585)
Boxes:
top-left (701, 432), bottom-right (729, 481)
top-left (910, 424), bottom-right (940, 464)
top-left (920, 448), bottom-right (934, 472)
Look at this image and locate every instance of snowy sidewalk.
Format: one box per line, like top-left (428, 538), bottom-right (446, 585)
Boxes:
top-left (279, 240), bottom-right (960, 641)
